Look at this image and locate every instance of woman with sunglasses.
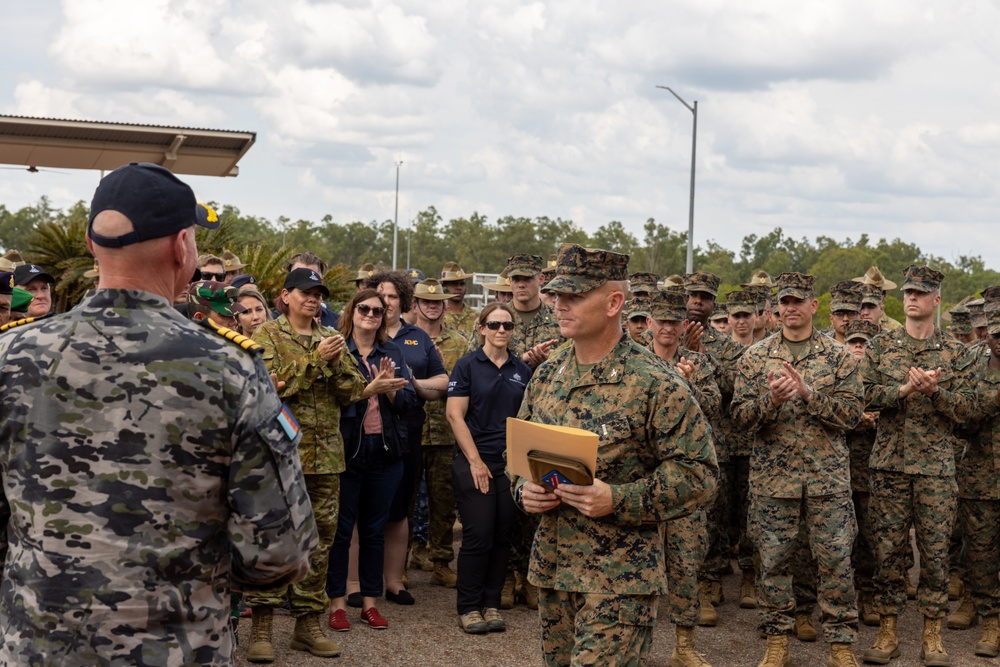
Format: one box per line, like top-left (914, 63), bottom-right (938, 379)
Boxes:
top-left (327, 289), bottom-right (416, 632)
top-left (445, 303), bottom-right (532, 634)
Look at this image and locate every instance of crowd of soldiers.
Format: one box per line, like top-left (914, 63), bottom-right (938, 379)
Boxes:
top-left (1, 166), bottom-right (998, 667)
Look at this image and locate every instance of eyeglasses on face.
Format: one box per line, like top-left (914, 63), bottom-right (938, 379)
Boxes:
top-left (356, 304), bottom-right (385, 318)
top-left (201, 271), bottom-right (226, 281)
top-left (484, 320), bottom-right (515, 331)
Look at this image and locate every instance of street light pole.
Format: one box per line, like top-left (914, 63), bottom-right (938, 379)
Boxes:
top-left (392, 160), bottom-right (403, 269)
top-left (656, 85), bottom-right (697, 274)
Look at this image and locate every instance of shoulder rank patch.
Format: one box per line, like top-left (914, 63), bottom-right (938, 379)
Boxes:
top-left (0, 314), bottom-right (52, 334)
top-left (199, 318), bottom-right (262, 354)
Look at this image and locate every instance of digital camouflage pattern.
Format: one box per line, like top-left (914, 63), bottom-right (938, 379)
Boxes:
top-left (508, 300), bottom-right (563, 362)
top-left (252, 315), bottom-right (367, 474)
top-left (512, 335), bottom-right (718, 594)
top-left (0, 290), bottom-right (318, 666)
top-left (732, 330), bottom-right (864, 499)
top-left (863, 325), bottom-right (979, 618)
top-left (543, 243), bottom-right (629, 295)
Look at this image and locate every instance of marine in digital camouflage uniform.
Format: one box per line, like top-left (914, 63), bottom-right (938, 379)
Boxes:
top-left (731, 272), bottom-right (864, 667)
top-left (645, 288), bottom-right (720, 658)
top-left (825, 281), bottom-right (864, 344)
top-left (0, 162), bottom-right (319, 667)
top-left (861, 265), bottom-right (980, 666)
top-left (512, 244), bottom-right (718, 667)
top-left (441, 261), bottom-right (479, 340)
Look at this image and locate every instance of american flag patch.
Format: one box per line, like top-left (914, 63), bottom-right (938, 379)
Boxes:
top-left (277, 404), bottom-right (301, 440)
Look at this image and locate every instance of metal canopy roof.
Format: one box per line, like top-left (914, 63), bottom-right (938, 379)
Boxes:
top-left (0, 115), bottom-right (256, 177)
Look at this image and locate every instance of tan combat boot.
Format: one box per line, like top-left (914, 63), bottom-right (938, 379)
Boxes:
top-left (290, 614), bottom-right (342, 657)
top-left (858, 591), bottom-right (879, 627)
top-left (757, 634), bottom-right (790, 667)
top-left (946, 593), bottom-right (977, 630)
top-left (669, 625), bottom-right (712, 667)
top-left (431, 561), bottom-right (457, 587)
top-left (795, 613), bottom-right (817, 642)
top-left (976, 615), bottom-right (1000, 658)
top-left (919, 616), bottom-right (950, 667)
top-left (408, 542), bottom-right (433, 572)
top-left (707, 580), bottom-right (723, 605)
top-left (697, 581), bottom-right (717, 627)
top-left (523, 580), bottom-right (539, 610)
top-left (862, 614), bottom-right (900, 665)
top-left (246, 606), bottom-right (275, 663)
top-left (828, 642), bottom-right (861, 667)
top-left (500, 572), bottom-right (516, 609)
top-left (740, 572), bottom-right (757, 609)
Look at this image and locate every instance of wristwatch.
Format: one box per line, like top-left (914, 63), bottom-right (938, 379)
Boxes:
top-left (513, 483), bottom-right (524, 508)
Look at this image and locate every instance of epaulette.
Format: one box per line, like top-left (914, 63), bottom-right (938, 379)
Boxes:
top-left (0, 313), bottom-right (53, 334)
top-left (198, 318), bottom-right (262, 354)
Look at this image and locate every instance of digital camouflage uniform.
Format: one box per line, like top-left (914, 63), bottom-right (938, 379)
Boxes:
top-left (0, 291), bottom-right (318, 666)
top-left (513, 335), bottom-right (718, 666)
top-left (862, 323), bottom-right (979, 619)
top-left (420, 325), bottom-right (471, 563)
top-left (244, 314), bottom-right (367, 617)
top-left (732, 319), bottom-right (864, 643)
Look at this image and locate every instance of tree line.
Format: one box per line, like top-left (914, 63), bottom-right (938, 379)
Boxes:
top-left (2, 197), bottom-right (996, 325)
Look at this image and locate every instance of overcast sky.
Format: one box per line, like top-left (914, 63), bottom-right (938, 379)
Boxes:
top-left (2, 0), bottom-right (1000, 268)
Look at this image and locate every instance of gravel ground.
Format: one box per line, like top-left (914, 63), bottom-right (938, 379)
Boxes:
top-left (235, 561), bottom-right (996, 667)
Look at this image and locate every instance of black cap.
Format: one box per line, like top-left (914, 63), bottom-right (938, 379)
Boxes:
top-left (88, 162), bottom-right (220, 248)
top-left (14, 264), bottom-right (55, 286)
top-left (229, 273), bottom-right (257, 289)
top-left (0, 271), bottom-right (13, 295)
top-left (283, 267), bottom-right (330, 297)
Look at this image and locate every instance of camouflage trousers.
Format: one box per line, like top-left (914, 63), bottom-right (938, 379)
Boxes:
top-left (959, 498), bottom-right (1000, 617)
top-left (748, 493), bottom-right (857, 643)
top-left (510, 506), bottom-right (541, 575)
top-left (729, 455), bottom-right (755, 573)
top-left (665, 510), bottom-right (705, 627)
top-left (791, 515), bottom-right (818, 615)
top-left (870, 470), bottom-right (957, 618)
top-left (244, 473), bottom-right (338, 616)
top-left (699, 461), bottom-right (731, 582)
top-left (948, 497), bottom-right (968, 581)
top-left (851, 491), bottom-right (876, 594)
top-left (418, 445), bottom-right (456, 563)
top-left (537, 588), bottom-right (657, 667)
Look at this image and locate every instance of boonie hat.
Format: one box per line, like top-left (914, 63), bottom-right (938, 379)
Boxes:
top-left (221, 250), bottom-right (250, 272)
top-left (413, 278), bottom-right (452, 301)
top-left (541, 254), bottom-right (558, 276)
top-left (353, 263), bottom-right (376, 282)
top-left (854, 266), bottom-right (898, 291)
top-left (440, 261), bottom-right (470, 281)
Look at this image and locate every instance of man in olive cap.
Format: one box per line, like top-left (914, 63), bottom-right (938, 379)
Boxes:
top-left (508, 254), bottom-right (562, 369)
top-left (513, 244), bottom-right (717, 667)
top-left (826, 281), bottom-right (864, 344)
top-left (708, 303), bottom-right (730, 336)
top-left (862, 265), bottom-right (979, 666)
top-left (741, 271), bottom-right (776, 339)
top-left (945, 305), bottom-right (976, 345)
top-left (484, 269), bottom-right (514, 305)
top-left (732, 272), bottom-right (864, 667)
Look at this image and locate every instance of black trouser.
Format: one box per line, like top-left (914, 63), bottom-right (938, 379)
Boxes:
top-left (453, 451), bottom-right (515, 614)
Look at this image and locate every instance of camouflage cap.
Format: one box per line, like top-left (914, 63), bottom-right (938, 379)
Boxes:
top-left (726, 290), bottom-right (757, 315)
top-left (506, 254), bottom-right (544, 278)
top-left (967, 298), bottom-right (987, 328)
top-left (188, 280), bottom-right (245, 317)
top-left (829, 280), bottom-right (864, 313)
top-left (946, 305), bottom-right (973, 334)
top-left (353, 262), bottom-right (376, 282)
top-left (661, 274), bottom-right (684, 289)
top-left (484, 268), bottom-right (513, 293)
top-left (775, 272), bottom-right (816, 300)
top-left (648, 289), bottom-right (687, 321)
top-left (741, 270), bottom-right (774, 289)
top-left (901, 264), bottom-right (944, 293)
top-left (629, 272), bottom-right (660, 296)
top-left (406, 268), bottom-right (425, 283)
top-left (220, 250), bottom-right (250, 271)
top-left (853, 266), bottom-right (897, 291)
top-left (989, 309), bottom-right (1000, 337)
top-left (845, 319), bottom-right (880, 343)
top-left (860, 282), bottom-right (883, 306)
top-left (981, 285), bottom-right (1000, 312)
top-left (709, 302), bottom-right (729, 321)
top-left (413, 278), bottom-right (452, 301)
top-left (541, 254), bottom-right (558, 276)
top-left (682, 271), bottom-right (721, 297)
top-left (542, 244), bottom-right (629, 295)
top-left (743, 284), bottom-right (773, 308)
top-left (625, 296), bottom-right (651, 320)
top-left (440, 261), bottom-right (470, 281)
top-left (10, 286), bottom-right (32, 312)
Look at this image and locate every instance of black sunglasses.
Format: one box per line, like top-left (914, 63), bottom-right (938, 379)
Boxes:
top-left (201, 271), bottom-right (226, 281)
top-left (356, 304), bottom-right (385, 318)
top-left (484, 321), bottom-right (515, 331)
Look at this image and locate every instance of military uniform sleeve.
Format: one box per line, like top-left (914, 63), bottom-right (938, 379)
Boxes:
top-left (731, 350), bottom-right (779, 431)
top-left (803, 352), bottom-right (863, 430)
top-left (252, 325), bottom-right (330, 400)
top-left (330, 352), bottom-right (368, 406)
top-left (862, 340), bottom-right (902, 410)
top-left (967, 372), bottom-right (1000, 429)
top-left (611, 379), bottom-right (718, 526)
top-left (228, 355), bottom-right (319, 589)
top-left (689, 353), bottom-right (722, 421)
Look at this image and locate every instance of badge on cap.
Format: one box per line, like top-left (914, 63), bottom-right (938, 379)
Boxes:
top-left (428, 286), bottom-right (436, 293)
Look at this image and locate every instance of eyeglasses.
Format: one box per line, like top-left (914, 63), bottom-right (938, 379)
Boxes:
top-left (201, 271), bottom-right (226, 281)
top-left (484, 321), bottom-right (515, 331)
top-left (356, 304), bottom-right (385, 318)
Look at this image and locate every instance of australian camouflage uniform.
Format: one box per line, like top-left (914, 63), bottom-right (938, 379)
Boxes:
top-left (0, 291), bottom-right (319, 666)
top-left (732, 318), bottom-right (864, 643)
top-left (244, 314), bottom-right (367, 617)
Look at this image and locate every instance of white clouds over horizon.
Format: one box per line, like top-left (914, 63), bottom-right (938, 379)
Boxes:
top-left (1, 0), bottom-right (999, 266)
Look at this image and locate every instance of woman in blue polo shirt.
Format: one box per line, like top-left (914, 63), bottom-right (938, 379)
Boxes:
top-left (446, 303), bottom-right (532, 634)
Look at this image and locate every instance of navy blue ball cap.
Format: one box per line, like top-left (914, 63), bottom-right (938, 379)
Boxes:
top-left (13, 264), bottom-right (55, 286)
top-left (88, 162), bottom-right (220, 248)
top-left (283, 267), bottom-right (330, 297)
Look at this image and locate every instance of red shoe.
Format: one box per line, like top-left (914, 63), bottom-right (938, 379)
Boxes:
top-left (361, 606), bottom-right (388, 629)
top-left (328, 608), bottom-right (350, 632)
